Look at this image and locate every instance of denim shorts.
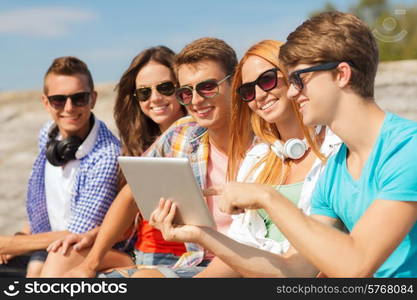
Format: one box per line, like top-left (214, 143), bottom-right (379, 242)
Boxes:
top-left (157, 265), bottom-right (207, 278)
top-left (98, 250), bottom-right (180, 278)
top-left (29, 250), bottom-right (48, 263)
top-left (134, 250), bottom-right (179, 266)
top-left (157, 259), bottom-right (210, 278)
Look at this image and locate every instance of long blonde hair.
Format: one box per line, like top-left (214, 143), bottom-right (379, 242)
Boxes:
top-left (227, 40), bottom-right (325, 185)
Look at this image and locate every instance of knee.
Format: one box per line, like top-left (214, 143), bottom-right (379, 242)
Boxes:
top-left (26, 261), bottom-right (44, 278)
top-left (39, 249), bottom-right (83, 278)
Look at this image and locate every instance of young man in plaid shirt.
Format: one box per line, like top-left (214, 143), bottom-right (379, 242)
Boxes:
top-left (0, 56), bottom-right (126, 277)
top-left (41, 37), bottom-right (238, 278)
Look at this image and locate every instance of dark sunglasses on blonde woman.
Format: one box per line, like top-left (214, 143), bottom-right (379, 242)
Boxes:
top-left (47, 92), bottom-right (91, 109)
top-left (134, 81), bottom-right (176, 102)
top-left (237, 68), bottom-right (279, 102)
top-left (175, 74), bottom-right (231, 106)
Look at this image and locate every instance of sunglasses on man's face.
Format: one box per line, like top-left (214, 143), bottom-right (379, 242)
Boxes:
top-left (288, 61), bottom-right (354, 92)
top-left (133, 81), bottom-right (176, 102)
top-left (237, 68), bottom-right (280, 102)
top-left (175, 74), bottom-right (231, 106)
top-left (47, 92), bottom-right (91, 110)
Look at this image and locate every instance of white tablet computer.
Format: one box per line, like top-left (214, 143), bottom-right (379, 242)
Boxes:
top-left (118, 156), bottom-right (215, 228)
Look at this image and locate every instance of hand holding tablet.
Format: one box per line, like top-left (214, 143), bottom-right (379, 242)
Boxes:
top-left (118, 156), bottom-right (215, 228)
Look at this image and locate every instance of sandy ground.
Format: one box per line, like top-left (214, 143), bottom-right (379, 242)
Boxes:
top-left (0, 83), bottom-right (117, 235)
top-left (1, 60), bottom-right (417, 235)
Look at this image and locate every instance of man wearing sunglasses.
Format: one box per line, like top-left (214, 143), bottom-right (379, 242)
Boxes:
top-left (0, 56), bottom-right (123, 277)
top-left (205, 11), bottom-right (417, 278)
top-left (58, 37), bottom-right (238, 278)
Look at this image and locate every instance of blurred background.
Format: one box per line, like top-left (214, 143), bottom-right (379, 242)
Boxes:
top-left (1, 0), bottom-right (417, 234)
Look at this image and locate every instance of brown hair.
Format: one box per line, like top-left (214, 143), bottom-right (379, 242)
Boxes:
top-left (228, 40), bottom-right (325, 184)
top-left (114, 46), bottom-right (185, 157)
top-left (174, 37), bottom-right (237, 80)
top-left (43, 56), bottom-right (94, 94)
top-left (280, 11), bottom-right (379, 98)
top-left (113, 46), bottom-right (186, 188)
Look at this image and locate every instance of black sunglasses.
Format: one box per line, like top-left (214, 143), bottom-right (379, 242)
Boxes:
top-left (133, 81), bottom-right (176, 102)
top-left (175, 74), bottom-right (231, 106)
top-left (47, 92), bottom-right (91, 110)
top-left (289, 61), bottom-right (354, 91)
top-left (237, 68), bottom-right (280, 102)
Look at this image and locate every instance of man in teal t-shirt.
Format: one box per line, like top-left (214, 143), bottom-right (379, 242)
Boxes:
top-left (205, 11), bottom-right (417, 278)
top-left (311, 112), bottom-right (417, 277)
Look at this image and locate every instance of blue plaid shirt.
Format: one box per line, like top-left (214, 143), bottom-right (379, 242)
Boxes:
top-left (26, 119), bottom-right (121, 234)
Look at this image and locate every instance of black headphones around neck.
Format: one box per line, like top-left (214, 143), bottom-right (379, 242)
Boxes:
top-left (46, 128), bottom-right (83, 167)
top-left (45, 115), bottom-right (94, 166)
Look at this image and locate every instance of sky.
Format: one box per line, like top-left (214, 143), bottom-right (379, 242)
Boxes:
top-left (0, 0), bottom-right (413, 91)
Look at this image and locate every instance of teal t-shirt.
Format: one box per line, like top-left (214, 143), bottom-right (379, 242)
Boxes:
top-left (258, 182), bottom-right (304, 242)
top-left (311, 112), bottom-right (417, 278)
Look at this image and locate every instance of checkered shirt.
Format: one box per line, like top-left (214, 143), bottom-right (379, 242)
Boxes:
top-left (145, 115), bottom-right (209, 268)
top-left (26, 119), bottom-right (121, 234)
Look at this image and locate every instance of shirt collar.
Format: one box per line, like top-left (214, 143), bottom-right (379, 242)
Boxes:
top-left (75, 115), bottom-right (99, 159)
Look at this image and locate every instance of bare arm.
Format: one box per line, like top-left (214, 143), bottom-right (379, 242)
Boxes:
top-left (1, 223), bottom-right (26, 264)
top-left (194, 257), bottom-right (241, 278)
top-left (150, 198), bottom-right (338, 277)
top-left (266, 197), bottom-right (417, 277)
top-left (195, 227), bottom-right (316, 277)
top-left (211, 182), bottom-right (417, 277)
top-left (0, 230), bottom-right (70, 256)
top-left (66, 184), bottom-right (139, 275)
top-left (47, 226), bottom-right (101, 254)
top-left (197, 214), bottom-right (344, 277)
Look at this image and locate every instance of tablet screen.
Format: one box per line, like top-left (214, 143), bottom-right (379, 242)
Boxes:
top-left (118, 156), bottom-right (215, 228)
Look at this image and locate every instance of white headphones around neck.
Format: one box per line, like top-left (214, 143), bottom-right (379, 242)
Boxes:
top-left (270, 126), bottom-right (323, 160)
top-left (271, 138), bottom-right (308, 160)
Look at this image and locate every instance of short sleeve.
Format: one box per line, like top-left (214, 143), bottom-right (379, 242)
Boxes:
top-left (310, 158), bottom-right (338, 218)
top-left (377, 135), bottom-right (417, 202)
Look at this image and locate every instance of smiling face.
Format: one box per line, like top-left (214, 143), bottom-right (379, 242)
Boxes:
top-left (42, 73), bottom-right (96, 139)
top-left (177, 59), bottom-right (232, 132)
top-left (287, 63), bottom-right (341, 126)
top-left (241, 55), bottom-right (293, 125)
top-left (135, 60), bottom-right (184, 132)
